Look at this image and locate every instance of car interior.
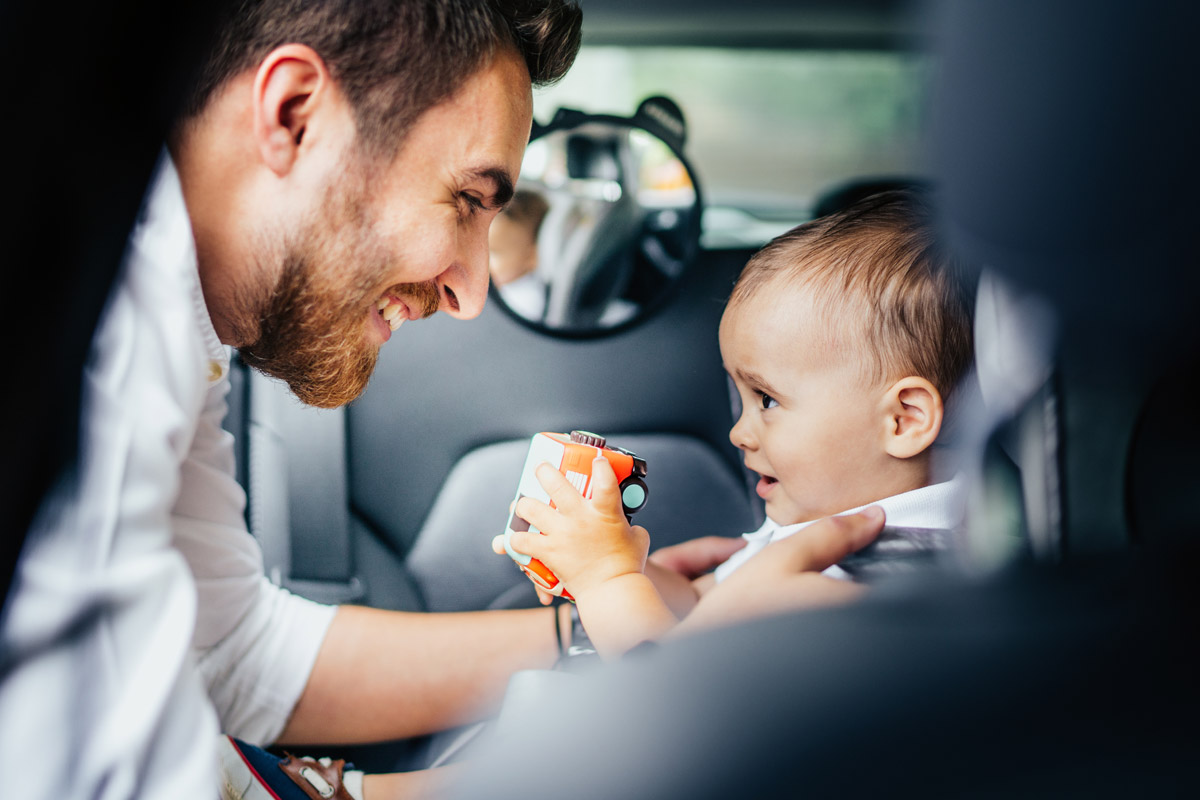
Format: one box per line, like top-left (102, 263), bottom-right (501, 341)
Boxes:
top-left (222, 0), bottom-right (937, 617)
top-left (443, 2), bottom-right (1199, 796)
top-left (9, 0), bottom-right (1192, 793)
top-left (218, 0), bottom-right (949, 770)
top-left (214, 0), bottom-right (1200, 782)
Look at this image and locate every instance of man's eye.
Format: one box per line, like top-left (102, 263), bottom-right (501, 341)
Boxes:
top-left (759, 392), bottom-right (778, 410)
top-left (459, 193), bottom-right (486, 216)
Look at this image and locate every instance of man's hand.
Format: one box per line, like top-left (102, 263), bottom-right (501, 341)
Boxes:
top-left (648, 536), bottom-right (747, 579)
top-left (674, 507), bottom-right (885, 636)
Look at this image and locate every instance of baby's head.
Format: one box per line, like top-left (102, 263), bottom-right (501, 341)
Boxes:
top-left (489, 189), bottom-right (550, 286)
top-left (719, 189), bottom-right (974, 525)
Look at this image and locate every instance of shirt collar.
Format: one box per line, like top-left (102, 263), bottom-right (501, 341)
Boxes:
top-left (145, 151), bottom-right (230, 382)
top-left (763, 474), bottom-right (966, 541)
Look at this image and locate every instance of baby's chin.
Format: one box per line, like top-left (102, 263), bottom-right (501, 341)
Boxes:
top-left (765, 495), bottom-right (840, 527)
top-left (764, 500), bottom-right (809, 526)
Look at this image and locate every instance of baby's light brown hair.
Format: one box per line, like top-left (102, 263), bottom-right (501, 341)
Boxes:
top-left (501, 189), bottom-right (551, 239)
top-left (729, 189), bottom-right (974, 403)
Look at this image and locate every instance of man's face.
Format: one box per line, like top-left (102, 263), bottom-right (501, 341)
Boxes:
top-left (241, 50), bottom-right (533, 407)
top-left (719, 280), bottom-right (894, 525)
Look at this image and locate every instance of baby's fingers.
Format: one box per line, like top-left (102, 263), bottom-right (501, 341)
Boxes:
top-left (507, 528), bottom-right (550, 561)
top-left (533, 462), bottom-right (585, 514)
top-left (585, 457), bottom-right (625, 515)
top-left (514, 494), bottom-right (560, 535)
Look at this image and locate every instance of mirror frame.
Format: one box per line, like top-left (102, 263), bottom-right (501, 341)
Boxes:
top-left (490, 100), bottom-right (705, 339)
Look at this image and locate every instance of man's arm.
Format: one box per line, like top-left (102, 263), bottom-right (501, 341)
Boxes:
top-left (277, 604), bottom-right (557, 745)
top-left (672, 508), bottom-right (884, 638)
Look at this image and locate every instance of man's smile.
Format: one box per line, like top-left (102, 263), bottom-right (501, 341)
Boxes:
top-left (376, 294), bottom-right (412, 333)
top-left (372, 284), bottom-right (441, 343)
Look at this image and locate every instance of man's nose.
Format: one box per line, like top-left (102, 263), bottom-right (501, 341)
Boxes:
top-left (436, 234), bottom-right (490, 320)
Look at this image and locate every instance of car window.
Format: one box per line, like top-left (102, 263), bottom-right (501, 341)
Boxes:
top-left (533, 46), bottom-right (930, 248)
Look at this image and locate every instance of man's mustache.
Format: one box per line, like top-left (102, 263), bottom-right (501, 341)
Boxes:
top-left (390, 281), bottom-right (441, 318)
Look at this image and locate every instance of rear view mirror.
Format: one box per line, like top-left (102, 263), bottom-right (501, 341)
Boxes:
top-left (489, 96), bottom-right (703, 336)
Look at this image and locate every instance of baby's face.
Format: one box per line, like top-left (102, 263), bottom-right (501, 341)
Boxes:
top-left (488, 214), bottom-right (539, 286)
top-left (719, 282), bottom-right (895, 525)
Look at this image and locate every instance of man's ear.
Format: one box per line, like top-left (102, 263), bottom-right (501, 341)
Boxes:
top-left (880, 376), bottom-right (944, 459)
top-left (252, 44), bottom-right (330, 176)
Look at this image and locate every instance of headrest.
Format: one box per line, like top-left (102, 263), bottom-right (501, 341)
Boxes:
top-left (566, 134), bottom-right (622, 181)
top-left (928, 0), bottom-right (1200, 367)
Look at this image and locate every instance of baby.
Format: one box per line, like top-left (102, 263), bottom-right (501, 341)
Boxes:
top-left (500, 189), bottom-right (975, 657)
top-left (489, 188), bottom-right (550, 320)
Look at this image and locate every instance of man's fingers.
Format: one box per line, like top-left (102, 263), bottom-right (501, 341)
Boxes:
top-left (649, 535), bottom-right (747, 577)
top-left (491, 534), bottom-right (507, 555)
top-left (774, 506), bottom-right (885, 572)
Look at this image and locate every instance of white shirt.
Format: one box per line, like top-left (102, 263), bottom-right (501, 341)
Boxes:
top-left (714, 477), bottom-right (965, 583)
top-left (0, 154), bottom-right (336, 798)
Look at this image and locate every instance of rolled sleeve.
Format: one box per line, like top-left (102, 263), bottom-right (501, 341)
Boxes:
top-left (194, 578), bottom-right (336, 744)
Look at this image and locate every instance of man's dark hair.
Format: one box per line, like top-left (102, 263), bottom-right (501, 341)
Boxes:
top-left (183, 0), bottom-right (582, 156)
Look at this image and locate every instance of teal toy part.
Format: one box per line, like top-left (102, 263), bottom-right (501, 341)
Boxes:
top-left (621, 483), bottom-right (647, 510)
top-left (503, 529), bottom-right (533, 566)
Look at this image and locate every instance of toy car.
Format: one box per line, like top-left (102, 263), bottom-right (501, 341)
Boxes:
top-left (503, 430), bottom-right (649, 600)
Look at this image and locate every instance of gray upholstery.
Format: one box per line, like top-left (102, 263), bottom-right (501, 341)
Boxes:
top-left (237, 368), bottom-right (364, 604)
top-left (406, 433), bottom-right (760, 614)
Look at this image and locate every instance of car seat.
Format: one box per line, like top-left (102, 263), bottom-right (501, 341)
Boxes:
top-left (442, 1), bottom-right (1200, 796)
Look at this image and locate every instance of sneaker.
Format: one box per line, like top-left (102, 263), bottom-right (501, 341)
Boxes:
top-left (218, 734), bottom-right (364, 800)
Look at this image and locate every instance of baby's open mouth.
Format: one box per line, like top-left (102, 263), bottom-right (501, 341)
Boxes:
top-left (754, 473), bottom-right (778, 499)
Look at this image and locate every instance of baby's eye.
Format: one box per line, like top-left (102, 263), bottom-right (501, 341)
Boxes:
top-left (759, 392), bottom-right (778, 410)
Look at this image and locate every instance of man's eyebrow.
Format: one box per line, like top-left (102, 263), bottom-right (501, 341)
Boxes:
top-left (465, 166), bottom-right (515, 208)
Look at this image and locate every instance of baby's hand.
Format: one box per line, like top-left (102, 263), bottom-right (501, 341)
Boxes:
top-left (490, 530), bottom-right (556, 605)
top-left (504, 456), bottom-right (650, 601)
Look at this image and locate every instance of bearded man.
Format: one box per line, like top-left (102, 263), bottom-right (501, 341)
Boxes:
top-left (0, 2), bottom-right (586, 797)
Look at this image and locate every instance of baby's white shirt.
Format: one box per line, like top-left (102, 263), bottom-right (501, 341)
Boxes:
top-left (713, 476), bottom-right (965, 583)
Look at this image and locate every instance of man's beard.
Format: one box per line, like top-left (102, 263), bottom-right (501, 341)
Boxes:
top-left (237, 163), bottom-right (439, 408)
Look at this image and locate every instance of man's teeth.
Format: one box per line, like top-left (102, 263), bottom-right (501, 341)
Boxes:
top-left (377, 298), bottom-right (406, 331)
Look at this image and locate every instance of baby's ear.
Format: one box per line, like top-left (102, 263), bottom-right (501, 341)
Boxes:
top-left (881, 376), bottom-right (943, 459)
